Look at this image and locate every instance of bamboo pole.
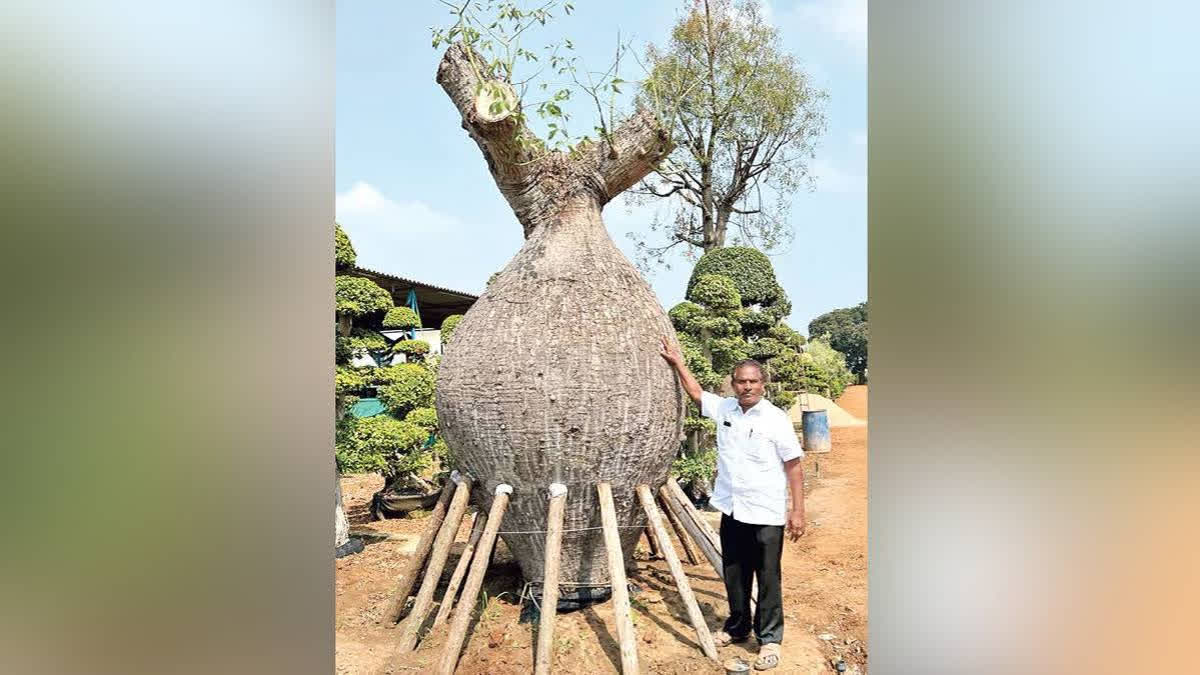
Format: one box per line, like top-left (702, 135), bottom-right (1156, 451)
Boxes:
top-left (381, 475), bottom-right (459, 624)
top-left (533, 483), bottom-right (568, 675)
top-left (659, 493), bottom-right (701, 565)
top-left (666, 477), bottom-right (721, 554)
top-left (636, 485), bottom-right (718, 662)
top-left (437, 484), bottom-right (512, 675)
top-left (396, 477), bottom-right (473, 652)
top-left (596, 482), bottom-right (639, 675)
top-left (431, 511), bottom-right (487, 628)
top-left (659, 485), bottom-right (724, 581)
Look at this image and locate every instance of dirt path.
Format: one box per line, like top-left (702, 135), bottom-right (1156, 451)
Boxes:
top-left (336, 385), bottom-right (868, 673)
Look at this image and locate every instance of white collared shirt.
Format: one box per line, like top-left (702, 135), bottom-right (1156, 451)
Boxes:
top-left (701, 391), bottom-right (803, 526)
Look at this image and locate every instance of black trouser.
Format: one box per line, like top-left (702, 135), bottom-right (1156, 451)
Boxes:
top-left (720, 512), bottom-right (785, 644)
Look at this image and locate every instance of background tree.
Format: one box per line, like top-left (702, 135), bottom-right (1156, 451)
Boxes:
top-left (808, 301), bottom-right (868, 379)
top-left (668, 246), bottom-right (808, 496)
top-left (628, 0), bottom-right (828, 269)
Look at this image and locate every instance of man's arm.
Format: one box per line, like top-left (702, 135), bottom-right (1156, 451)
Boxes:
top-left (659, 336), bottom-right (702, 407)
top-left (784, 457), bottom-right (806, 541)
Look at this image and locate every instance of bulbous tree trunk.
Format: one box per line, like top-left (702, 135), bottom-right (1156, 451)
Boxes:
top-left (433, 44), bottom-right (684, 586)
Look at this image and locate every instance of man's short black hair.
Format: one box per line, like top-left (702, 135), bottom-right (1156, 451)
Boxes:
top-left (730, 358), bottom-right (769, 383)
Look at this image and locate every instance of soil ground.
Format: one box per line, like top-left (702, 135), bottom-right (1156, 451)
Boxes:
top-left (336, 385), bottom-right (867, 674)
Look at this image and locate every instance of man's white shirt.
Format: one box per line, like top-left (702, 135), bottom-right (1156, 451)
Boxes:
top-left (701, 391), bottom-right (803, 526)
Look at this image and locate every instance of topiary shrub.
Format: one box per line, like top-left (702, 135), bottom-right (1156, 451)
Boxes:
top-left (767, 323), bottom-right (807, 350)
top-left (686, 274), bottom-right (742, 314)
top-left (687, 246), bottom-right (783, 306)
top-left (440, 314), bottom-right (464, 344)
top-left (678, 332), bottom-right (721, 391)
top-left (709, 336), bottom-right (750, 374)
top-left (335, 366), bottom-right (370, 400)
top-left (376, 363), bottom-right (435, 418)
top-left (392, 339), bottom-right (431, 361)
top-left (749, 337), bottom-right (785, 361)
top-left (672, 446), bottom-right (717, 498)
top-left (382, 306), bottom-right (422, 330)
top-left (336, 415), bottom-right (428, 475)
top-left (336, 276), bottom-right (393, 319)
top-left (347, 328), bottom-right (388, 356)
top-left (696, 315), bottom-right (742, 338)
top-left (668, 301), bottom-right (705, 332)
top-left (768, 387), bottom-right (796, 411)
top-left (335, 223), bottom-right (356, 270)
top-left (404, 407), bottom-right (438, 433)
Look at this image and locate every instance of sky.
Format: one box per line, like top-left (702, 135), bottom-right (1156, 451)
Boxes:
top-left (336, 0), bottom-right (865, 332)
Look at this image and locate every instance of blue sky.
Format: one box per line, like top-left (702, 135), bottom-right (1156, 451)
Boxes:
top-left (337, 0), bottom-right (865, 332)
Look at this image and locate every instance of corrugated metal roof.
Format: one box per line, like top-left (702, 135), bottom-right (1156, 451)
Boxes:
top-left (351, 266), bottom-right (479, 299)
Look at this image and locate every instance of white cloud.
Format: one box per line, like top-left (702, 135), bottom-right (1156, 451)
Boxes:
top-left (790, 0), bottom-right (866, 52)
top-left (336, 181), bottom-right (488, 290)
top-left (811, 158), bottom-right (866, 194)
top-left (335, 182), bottom-right (457, 235)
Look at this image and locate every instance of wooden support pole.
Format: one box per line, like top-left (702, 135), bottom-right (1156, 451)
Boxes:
top-left (596, 482), bottom-right (639, 675)
top-left (437, 484), bottom-right (512, 675)
top-left (396, 477), bottom-right (473, 652)
top-left (659, 492), bottom-right (701, 566)
top-left (534, 483), bottom-right (568, 675)
top-left (666, 477), bottom-right (722, 554)
top-left (431, 511), bottom-right (487, 628)
top-left (659, 485), bottom-right (724, 581)
top-left (381, 475), bottom-right (459, 624)
top-left (643, 525), bottom-right (661, 559)
top-left (636, 485), bottom-right (718, 662)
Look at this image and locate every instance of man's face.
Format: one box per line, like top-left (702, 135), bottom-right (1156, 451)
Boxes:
top-left (732, 365), bottom-right (765, 408)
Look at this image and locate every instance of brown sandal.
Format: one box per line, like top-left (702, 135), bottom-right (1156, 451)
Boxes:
top-left (754, 643), bottom-right (781, 670)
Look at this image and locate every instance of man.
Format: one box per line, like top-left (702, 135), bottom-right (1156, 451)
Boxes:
top-left (659, 337), bottom-right (806, 671)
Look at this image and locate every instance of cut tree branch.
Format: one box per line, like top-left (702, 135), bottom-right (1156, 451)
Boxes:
top-left (585, 108), bottom-right (673, 205)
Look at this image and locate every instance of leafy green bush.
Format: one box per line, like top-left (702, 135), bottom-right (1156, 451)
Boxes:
top-left (393, 339), bottom-right (431, 360)
top-left (686, 274), bottom-right (742, 314)
top-left (335, 276), bottom-right (393, 318)
top-left (709, 336), bottom-right (750, 374)
top-left (809, 302), bottom-right (868, 376)
top-left (767, 323), bottom-right (807, 350)
top-left (336, 415), bottom-right (429, 475)
top-left (404, 407), bottom-right (438, 433)
top-left (803, 337), bottom-right (855, 399)
top-left (335, 366), bottom-right (370, 399)
top-left (668, 301), bottom-right (705, 332)
top-left (440, 314), bottom-right (464, 344)
top-left (678, 333), bottom-right (722, 390)
top-left (672, 446), bottom-right (717, 489)
top-left (683, 415), bottom-right (716, 436)
top-left (348, 328), bottom-right (388, 354)
top-left (376, 363), bottom-right (435, 418)
top-left (768, 387), bottom-right (796, 411)
top-left (335, 223), bottom-right (356, 270)
top-left (687, 247), bottom-right (783, 306)
top-left (696, 315), bottom-right (742, 338)
top-left (749, 337), bottom-right (785, 360)
top-left (382, 306), bottom-right (422, 330)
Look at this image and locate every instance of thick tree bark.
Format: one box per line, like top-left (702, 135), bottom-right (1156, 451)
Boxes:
top-left (434, 44), bottom-right (681, 587)
top-left (335, 466), bottom-right (349, 549)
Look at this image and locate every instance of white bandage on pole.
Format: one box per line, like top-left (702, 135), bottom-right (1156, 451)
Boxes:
top-left (495, 483), bottom-right (513, 496)
top-left (548, 482), bottom-right (567, 498)
top-left (450, 470), bottom-right (465, 484)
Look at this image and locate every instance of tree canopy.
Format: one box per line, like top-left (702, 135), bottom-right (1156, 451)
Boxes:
top-left (628, 0), bottom-right (828, 269)
top-left (808, 301), bottom-right (868, 377)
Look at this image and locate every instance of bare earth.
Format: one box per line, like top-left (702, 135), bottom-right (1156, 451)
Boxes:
top-left (336, 385), bottom-right (868, 674)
